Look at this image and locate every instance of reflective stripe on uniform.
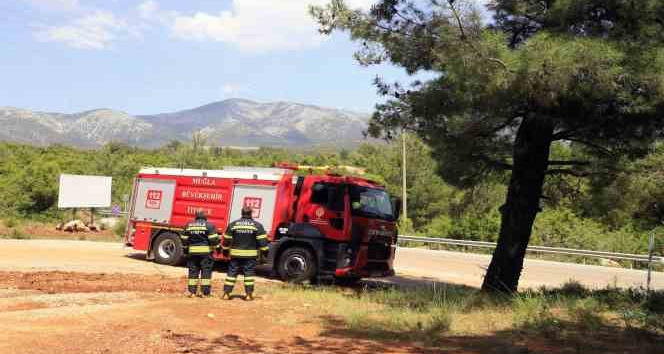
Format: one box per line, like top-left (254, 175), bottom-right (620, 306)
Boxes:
top-left (208, 233), bottom-right (220, 240)
top-left (188, 279), bottom-right (199, 286)
top-left (244, 277), bottom-right (255, 285)
top-left (223, 234), bottom-right (233, 239)
top-left (186, 226), bottom-right (208, 231)
top-left (189, 245), bottom-right (212, 253)
top-left (200, 279), bottom-right (211, 286)
top-left (231, 226), bottom-right (258, 231)
top-left (259, 246), bottom-right (269, 252)
top-left (256, 234), bottom-right (267, 240)
top-left (224, 278), bottom-right (236, 286)
top-left (230, 249), bottom-right (258, 257)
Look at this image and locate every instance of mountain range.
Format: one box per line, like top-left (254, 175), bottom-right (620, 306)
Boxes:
top-left (0, 99), bottom-right (372, 148)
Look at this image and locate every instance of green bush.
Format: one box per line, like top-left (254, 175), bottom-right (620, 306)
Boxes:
top-left (532, 207), bottom-right (649, 254)
top-left (567, 298), bottom-right (605, 331)
top-left (113, 217), bottom-right (128, 238)
top-left (424, 214), bottom-right (453, 238)
top-left (4, 218), bottom-right (18, 228)
top-left (512, 294), bottom-right (562, 337)
top-left (448, 208), bottom-right (501, 242)
top-left (3, 228), bottom-right (31, 240)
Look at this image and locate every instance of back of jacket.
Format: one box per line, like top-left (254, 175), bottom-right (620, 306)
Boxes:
top-left (182, 218), bottom-right (219, 254)
top-left (222, 218), bottom-right (269, 258)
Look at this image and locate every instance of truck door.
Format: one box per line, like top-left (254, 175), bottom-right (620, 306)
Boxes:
top-left (296, 180), bottom-right (347, 242)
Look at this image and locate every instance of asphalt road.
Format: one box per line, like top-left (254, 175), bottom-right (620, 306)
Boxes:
top-left (0, 240), bottom-right (661, 290)
top-left (394, 247), bottom-right (664, 290)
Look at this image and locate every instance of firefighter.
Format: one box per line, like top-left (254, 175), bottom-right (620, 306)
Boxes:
top-left (221, 206), bottom-right (269, 300)
top-left (181, 210), bottom-right (220, 297)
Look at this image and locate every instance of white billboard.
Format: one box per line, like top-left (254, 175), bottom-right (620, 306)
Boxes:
top-left (58, 174), bottom-right (112, 208)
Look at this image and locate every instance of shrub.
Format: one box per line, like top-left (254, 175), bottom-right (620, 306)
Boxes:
top-left (567, 298), bottom-right (605, 331)
top-left (5, 228), bottom-right (31, 240)
top-left (4, 218), bottom-right (18, 228)
top-left (512, 294), bottom-right (561, 337)
top-left (424, 215), bottom-right (453, 238)
top-left (113, 217), bottom-right (127, 238)
top-left (448, 209), bottom-right (501, 242)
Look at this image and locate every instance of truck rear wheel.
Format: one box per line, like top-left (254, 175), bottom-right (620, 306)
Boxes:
top-left (153, 233), bottom-right (184, 266)
top-left (277, 247), bottom-right (317, 283)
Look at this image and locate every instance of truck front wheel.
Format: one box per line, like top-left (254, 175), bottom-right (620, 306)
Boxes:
top-left (277, 247), bottom-right (317, 283)
top-left (153, 233), bottom-right (184, 266)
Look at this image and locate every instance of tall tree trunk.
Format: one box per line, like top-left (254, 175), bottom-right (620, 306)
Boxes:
top-left (481, 116), bottom-right (553, 293)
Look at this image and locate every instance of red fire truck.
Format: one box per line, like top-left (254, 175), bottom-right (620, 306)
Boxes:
top-left (123, 166), bottom-right (400, 282)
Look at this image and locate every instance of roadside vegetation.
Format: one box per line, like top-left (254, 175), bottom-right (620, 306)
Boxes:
top-left (1, 139), bottom-right (663, 266)
top-left (269, 280), bottom-right (664, 352)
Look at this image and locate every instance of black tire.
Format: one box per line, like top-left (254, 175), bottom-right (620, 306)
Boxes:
top-left (277, 247), bottom-right (317, 283)
top-left (153, 233), bottom-right (184, 266)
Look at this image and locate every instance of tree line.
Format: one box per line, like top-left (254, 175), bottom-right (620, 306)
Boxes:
top-left (0, 138), bottom-right (662, 257)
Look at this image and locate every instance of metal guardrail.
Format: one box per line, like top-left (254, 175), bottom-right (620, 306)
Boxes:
top-left (98, 210), bottom-right (128, 216)
top-left (398, 235), bottom-right (663, 264)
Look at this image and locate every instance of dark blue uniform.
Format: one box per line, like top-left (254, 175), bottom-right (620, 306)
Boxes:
top-left (181, 216), bottom-right (219, 296)
top-left (222, 217), bottom-right (269, 296)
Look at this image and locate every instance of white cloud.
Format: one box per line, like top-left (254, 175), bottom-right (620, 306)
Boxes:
top-left (171, 0), bottom-right (376, 52)
top-left (35, 10), bottom-right (134, 50)
top-left (24, 0), bottom-right (81, 12)
top-left (138, 0), bottom-right (159, 20)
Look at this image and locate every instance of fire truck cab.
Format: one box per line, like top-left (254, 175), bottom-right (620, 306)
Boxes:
top-left (124, 166), bottom-right (400, 282)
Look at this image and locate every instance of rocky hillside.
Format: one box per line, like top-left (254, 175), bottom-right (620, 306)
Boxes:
top-left (0, 99), bottom-right (371, 148)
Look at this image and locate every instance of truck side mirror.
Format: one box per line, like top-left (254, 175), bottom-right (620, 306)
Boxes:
top-left (391, 197), bottom-right (402, 221)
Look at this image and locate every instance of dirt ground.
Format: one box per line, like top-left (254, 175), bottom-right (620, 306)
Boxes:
top-left (0, 271), bottom-right (445, 354)
top-left (1, 240), bottom-right (662, 353)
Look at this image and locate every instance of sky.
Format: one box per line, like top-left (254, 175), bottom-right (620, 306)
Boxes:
top-left (0, 0), bottom-right (489, 115)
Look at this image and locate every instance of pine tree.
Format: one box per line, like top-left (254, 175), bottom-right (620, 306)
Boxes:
top-left (311, 0), bottom-right (664, 292)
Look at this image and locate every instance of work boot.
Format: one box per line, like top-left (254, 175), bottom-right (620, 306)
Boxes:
top-left (244, 293), bottom-right (254, 301)
top-left (184, 292), bottom-right (195, 298)
top-left (221, 292), bottom-right (231, 300)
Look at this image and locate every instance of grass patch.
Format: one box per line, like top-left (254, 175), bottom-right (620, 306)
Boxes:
top-left (266, 280), bottom-right (664, 351)
top-left (1, 228), bottom-right (31, 240)
top-left (0, 218), bottom-right (121, 242)
top-left (512, 293), bottom-right (562, 338)
top-left (0, 218), bottom-right (31, 240)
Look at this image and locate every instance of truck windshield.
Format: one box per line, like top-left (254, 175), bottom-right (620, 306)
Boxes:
top-left (349, 186), bottom-right (394, 221)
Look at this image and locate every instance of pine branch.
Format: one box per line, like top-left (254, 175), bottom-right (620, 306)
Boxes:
top-left (548, 160), bottom-right (591, 166)
top-left (476, 154), bottom-right (513, 170)
top-left (446, 0), bottom-right (513, 72)
top-left (563, 138), bottom-right (614, 156)
top-left (545, 169), bottom-right (592, 177)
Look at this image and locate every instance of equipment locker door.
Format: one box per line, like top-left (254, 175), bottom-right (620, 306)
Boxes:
top-left (229, 185), bottom-right (277, 233)
top-left (131, 178), bottom-right (176, 224)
